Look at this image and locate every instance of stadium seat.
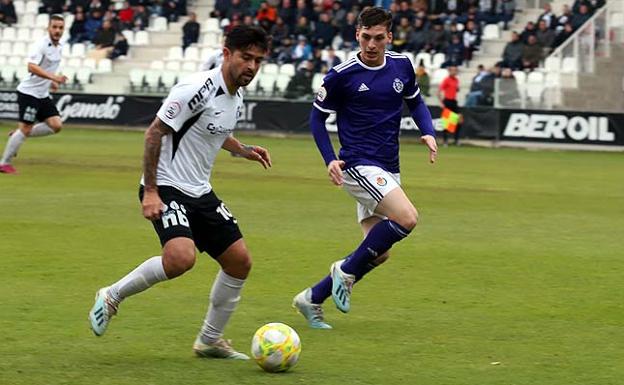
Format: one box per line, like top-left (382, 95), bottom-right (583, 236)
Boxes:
top-left (611, 12), bottom-right (624, 27)
top-left (15, 66), bottom-right (28, 81)
top-left (334, 50), bottom-right (347, 63)
top-left (83, 58), bottom-right (97, 71)
top-left (347, 50), bottom-right (358, 60)
top-left (561, 57), bottom-right (578, 73)
top-left (482, 24), bottom-right (500, 40)
top-left (258, 73), bottom-right (276, 94)
top-left (122, 30), bottom-right (134, 45)
top-left (25, 0), bottom-right (38, 14)
top-left (456, 23), bottom-right (465, 31)
top-left (526, 83), bottom-right (544, 104)
top-left (150, 60), bottom-right (165, 70)
top-left (27, 42), bottom-right (37, 54)
top-left (165, 60), bottom-right (181, 71)
top-left (97, 58), bottom-right (113, 73)
top-left (151, 16), bottom-right (168, 32)
top-left (16, 28), bottom-right (30, 42)
top-left (512, 70), bottom-right (526, 84)
top-left (184, 46), bottom-right (200, 61)
top-left (134, 31), bottom-right (150, 45)
top-left (182, 61), bottom-right (197, 72)
top-left (167, 46), bottom-right (184, 61)
top-left (8, 56), bottom-right (22, 66)
top-left (62, 44), bottom-right (72, 58)
top-left (67, 57), bottom-right (82, 68)
top-left (62, 67), bottom-right (77, 87)
top-left (76, 67), bottom-right (92, 86)
top-left (11, 42), bottom-right (26, 57)
top-left (129, 68), bottom-right (145, 91)
top-left (0, 42), bottom-right (11, 56)
top-left (35, 13), bottom-right (49, 29)
top-left (1, 66), bottom-right (16, 85)
top-left (0, 55), bottom-right (6, 66)
top-left (262, 63), bottom-right (279, 75)
top-left (401, 51), bottom-right (415, 66)
top-left (202, 32), bottom-right (220, 47)
top-left (545, 72), bottom-right (561, 87)
top-left (204, 18), bottom-right (220, 33)
top-left (431, 68), bottom-right (449, 85)
top-left (312, 73), bottom-right (324, 91)
top-left (144, 70), bottom-right (161, 91)
top-left (20, 13), bottom-right (35, 27)
top-left (544, 56), bottom-right (560, 72)
top-left (13, 0), bottom-right (24, 14)
top-left (200, 47), bottom-right (214, 61)
top-left (245, 74), bottom-right (260, 93)
top-left (31, 28), bottom-right (45, 41)
top-left (279, 63), bottom-right (295, 76)
top-left (160, 71), bottom-right (177, 88)
top-left (527, 71), bottom-right (544, 83)
top-left (275, 74), bottom-right (291, 94)
top-left (3, 27), bottom-right (17, 42)
top-left (431, 53), bottom-right (446, 69)
top-left (414, 52), bottom-right (432, 69)
top-left (71, 43), bottom-right (86, 58)
top-left (65, 13), bottom-right (75, 29)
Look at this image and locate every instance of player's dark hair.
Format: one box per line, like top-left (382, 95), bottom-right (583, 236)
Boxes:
top-left (49, 14), bottom-right (65, 23)
top-left (357, 7), bottom-right (393, 31)
top-left (225, 25), bottom-right (270, 53)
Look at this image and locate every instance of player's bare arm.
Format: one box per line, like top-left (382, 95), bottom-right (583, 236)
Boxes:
top-left (327, 160), bottom-right (345, 186)
top-left (142, 117), bottom-right (173, 220)
top-left (27, 63), bottom-right (67, 84)
top-left (221, 135), bottom-right (272, 169)
top-left (421, 135), bottom-right (438, 163)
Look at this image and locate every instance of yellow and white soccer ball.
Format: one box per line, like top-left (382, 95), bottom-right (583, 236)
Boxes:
top-left (251, 322), bottom-right (301, 373)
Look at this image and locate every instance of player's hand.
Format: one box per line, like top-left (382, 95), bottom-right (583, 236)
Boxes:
top-left (244, 145), bottom-right (272, 169)
top-left (327, 160), bottom-right (345, 186)
top-left (54, 75), bottom-right (68, 84)
top-left (50, 81), bottom-right (59, 92)
top-left (421, 135), bottom-right (438, 164)
top-left (142, 189), bottom-right (164, 221)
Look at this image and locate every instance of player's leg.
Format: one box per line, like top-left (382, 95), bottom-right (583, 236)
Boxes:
top-left (192, 195), bottom-right (249, 359)
top-left (0, 121), bottom-right (32, 173)
top-left (29, 115), bottom-right (63, 137)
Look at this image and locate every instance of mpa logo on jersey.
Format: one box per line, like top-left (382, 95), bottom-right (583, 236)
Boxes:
top-left (392, 78), bottom-right (404, 93)
top-left (165, 101), bottom-right (181, 119)
top-left (376, 177), bottom-right (387, 186)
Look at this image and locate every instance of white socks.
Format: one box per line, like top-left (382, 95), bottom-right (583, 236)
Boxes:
top-left (107, 256), bottom-right (169, 304)
top-left (0, 130), bottom-right (25, 165)
top-left (200, 270), bottom-right (246, 344)
top-left (29, 122), bottom-right (55, 137)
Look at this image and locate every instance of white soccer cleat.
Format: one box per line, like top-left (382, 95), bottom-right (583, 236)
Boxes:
top-left (292, 288), bottom-right (333, 329)
top-left (193, 336), bottom-right (250, 360)
top-left (330, 260), bottom-right (355, 313)
top-left (88, 287), bottom-right (118, 336)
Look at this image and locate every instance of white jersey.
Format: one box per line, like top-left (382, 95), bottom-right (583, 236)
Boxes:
top-left (142, 67), bottom-right (244, 198)
top-left (17, 35), bottom-right (62, 99)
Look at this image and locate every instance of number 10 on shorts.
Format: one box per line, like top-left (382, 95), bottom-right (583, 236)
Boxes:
top-left (216, 203), bottom-right (237, 224)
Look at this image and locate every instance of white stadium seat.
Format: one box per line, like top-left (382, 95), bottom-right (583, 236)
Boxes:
top-left (3, 27), bottom-right (17, 41)
top-left (414, 52), bottom-right (432, 69)
top-left (526, 83), bottom-right (544, 104)
top-left (67, 58), bottom-right (82, 68)
top-left (160, 71), bottom-right (177, 88)
top-left (347, 50), bottom-right (358, 60)
top-left (8, 56), bottom-right (22, 66)
top-left (431, 68), bottom-right (448, 85)
top-left (144, 70), bottom-right (161, 90)
top-left (275, 74), bottom-right (291, 93)
top-left (200, 47), bottom-right (214, 61)
top-left (31, 29), bottom-right (45, 41)
top-left (16, 28), bottom-right (30, 42)
top-left (15, 66), bottom-right (29, 81)
top-left (71, 43), bottom-right (86, 57)
top-left (82, 58), bottom-right (97, 71)
top-left (204, 18), bottom-right (220, 33)
top-left (62, 67), bottom-right (77, 86)
top-left (13, 0), bottom-right (25, 14)
top-left (432, 53), bottom-right (446, 69)
top-left (62, 44), bottom-right (72, 58)
top-left (129, 68), bottom-right (145, 90)
top-left (122, 30), bottom-right (134, 45)
top-left (312, 73), bottom-right (324, 91)
top-left (150, 60), bottom-right (165, 70)
top-left (545, 72), bottom-right (561, 87)
top-left (167, 46), bottom-right (183, 61)
top-left (25, 0), bottom-right (38, 14)
top-left (151, 16), bottom-right (168, 32)
top-left (76, 67), bottom-right (92, 85)
top-left (184, 46), bottom-right (200, 61)
top-left (544, 56), bottom-right (561, 72)
top-left (35, 13), bottom-right (50, 29)
top-left (527, 71), bottom-right (544, 83)
top-left (65, 13), bottom-right (75, 29)
top-left (134, 31), bottom-right (150, 45)
top-left (262, 63), bottom-right (279, 75)
top-left (11, 42), bottom-right (26, 57)
top-left (0, 42), bottom-right (12, 56)
top-left (165, 60), bottom-right (181, 71)
top-left (482, 24), bottom-right (500, 40)
top-left (611, 12), bottom-right (624, 27)
top-left (334, 50), bottom-right (347, 62)
top-left (279, 63), bottom-right (295, 76)
top-left (245, 74), bottom-right (260, 93)
top-left (1, 66), bottom-right (16, 84)
top-left (97, 58), bottom-right (113, 73)
top-left (182, 61), bottom-right (197, 72)
top-left (20, 13), bottom-right (35, 27)
top-left (202, 32), bottom-right (220, 47)
top-left (561, 57), bottom-right (578, 73)
top-left (0, 56), bottom-right (6, 66)
top-left (512, 70), bottom-right (526, 84)
top-left (258, 73), bottom-right (276, 94)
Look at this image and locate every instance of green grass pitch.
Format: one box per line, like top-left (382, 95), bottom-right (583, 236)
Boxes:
top-left (0, 124), bottom-right (622, 385)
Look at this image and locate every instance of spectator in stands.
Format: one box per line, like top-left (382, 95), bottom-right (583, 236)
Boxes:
top-left (89, 19), bottom-right (116, 60)
top-left (182, 11), bottom-right (200, 50)
top-left (69, 0), bottom-right (89, 13)
top-left (210, 0), bottom-right (230, 19)
top-left (426, 22), bottom-right (448, 53)
top-left (571, 4), bottom-right (591, 30)
top-left (462, 20), bottom-right (481, 63)
top-left (227, 0), bottom-right (249, 21)
top-left (537, 3), bottom-right (555, 29)
top-left (85, 9), bottom-right (104, 41)
top-left (162, 0), bottom-right (183, 22)
top-left (285, 59), bottom-right (314, 99)
top-left (270, 17), bottom-right (290, 47)
top-left (498, 67), bottom-right (521, 106)
top-left (439, 65), bottom-right (461, 146)
top-left (501, 31), bottom-right (523, 69)
top-left (293, 15), bottom-right (312, 41)
top-left (556, 4), bottom-right (573, 32)
top-left (295, 0), bottom-right (314, 22)
top-left (586, 0), bottom-right (605, 13)
top-left (521, 34), bottom-right (542, 70)
top-left (109, 32), bottom-right (129, 59)
top-left (443, 33), bottom-right (465, 67)
top-left (133, 5), bottom-right (149, 30)
top-left (331, 1), bottom-right (346, 25)
top-left (394, 1), bottom-right (415, 24)
top-left (339, 11), bottom-right (357, 49)
top-left (464, 64), bottom-right (498, 107)
top-left (415, 63), bottom-right (430, 97)
top-left (87, 0), bottom-right (104, 14)
top-left (69, 10), bottom-right (89, 43)
top-left (313, 12), bottom-right (336, 49)
top-left (407, 17), bottom-right (428, 52)
top-left (256, 1), bottom-right (277, 31)
top-left (242, 14), bottom-right (254, 26)
top-left (536, 20), bottom-right (555, 55)
top-left (40, 0), bottom-right (64, 14)
top-left (118, 1), bottom-right (134, 29)
top-left (392, 17), bottom-right (412, 52)
top-left (292, 35), bottom-right (313, 64)
top-left (322, 47), bottom-right (342, 72)
top-left (274, 36), bottom-right (294, 63)
top-left (552, 22), bottom-right (573, 48)
top-left (520, 21), bottom-right (537, 43)
top-left (279, 0), bottom-right (296, 28)
top-left (498, 0), bottom-right (516, 30)
top-left (572, 0), bottom-right (604, 14)
top-left (0, 0), bottom-right (17, 25)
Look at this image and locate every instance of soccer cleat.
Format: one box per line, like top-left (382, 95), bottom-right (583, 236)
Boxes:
top-left (193, 336), bottom-right (250, 360)
top-left (0, 164), bottom-right (17, 174)
top-left (292, 288), bottom-right (332, 329)
top-left (330, 260), bottom-right (355, 313)
top-left (88, 287), bottom-right (118, 336)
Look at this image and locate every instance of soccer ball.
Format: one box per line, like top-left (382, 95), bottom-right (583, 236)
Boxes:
top-left (251, 322), bottom-right (301, 373)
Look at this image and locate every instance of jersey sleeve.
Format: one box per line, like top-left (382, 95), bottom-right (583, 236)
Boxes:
top-left (312, 69), bottom-right (342, 113)
top-left (26, 41), bottom-right (45, 65)
top-left (403, 60), bottom-right (421, 99)
top-left (156, 82), bottom-right (205, 132)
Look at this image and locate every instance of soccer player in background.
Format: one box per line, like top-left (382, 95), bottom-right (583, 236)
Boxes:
top-left (0, 14), bottom-right (68, 174)
top-left (293, 7), bottom-right (437, 329)
top-left (88, 25), bottom-right (272, 359)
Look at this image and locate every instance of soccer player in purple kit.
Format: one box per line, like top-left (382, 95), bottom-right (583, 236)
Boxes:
top-left (293, 7), bottom-right (438, 329)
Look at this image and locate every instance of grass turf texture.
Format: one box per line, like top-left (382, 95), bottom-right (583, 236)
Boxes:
top-left (0, 125), bottom-right (622, 385)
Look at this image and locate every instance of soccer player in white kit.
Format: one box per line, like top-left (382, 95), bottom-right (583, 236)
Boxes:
top-left (88, 25), bottom-right (272, 359)
top-left (0, 14), bottom-right (68, 174)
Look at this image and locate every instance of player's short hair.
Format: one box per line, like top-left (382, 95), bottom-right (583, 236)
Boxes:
top-left (49, 14), bottom-right (65, 24)
top-left (225, 25), bottom-right (270, 53)
top-left (357, 7), bottom-right (393, 31)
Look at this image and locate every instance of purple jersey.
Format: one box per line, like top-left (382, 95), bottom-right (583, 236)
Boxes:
top-left (313, 52), bottom-right (420, 173)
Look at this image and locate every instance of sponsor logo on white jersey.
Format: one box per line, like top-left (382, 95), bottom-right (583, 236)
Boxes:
top-left (503, 113), bottom-right (615, 142)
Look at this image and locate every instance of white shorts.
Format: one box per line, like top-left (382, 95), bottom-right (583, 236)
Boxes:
top-left (342, 165), bottom-right (401, 223)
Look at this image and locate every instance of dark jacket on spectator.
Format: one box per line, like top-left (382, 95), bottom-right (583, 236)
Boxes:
top-left (182, 20), bottom-right (200, 48)
top-left (502, 39), bottom-right (523, 67)
top-left (93, 28), bottom-right (115, 47)
top-left (536, 28), bottom-right (555, 48)
top-left (0, 0), bottom-right (17, 25)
